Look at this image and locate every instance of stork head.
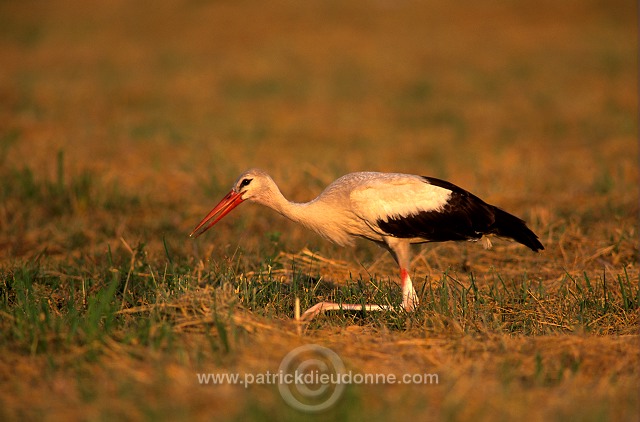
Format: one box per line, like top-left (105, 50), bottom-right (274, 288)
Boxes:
top-left (230, 168), bottom-right (275, 202)
top-left (189, 168), bottom-right (275, 238)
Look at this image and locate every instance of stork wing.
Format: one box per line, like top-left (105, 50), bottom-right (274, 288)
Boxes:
top-left (349, 175), bottom-right (452, 230)
top-left (350, 175), bottom-right (496, 242)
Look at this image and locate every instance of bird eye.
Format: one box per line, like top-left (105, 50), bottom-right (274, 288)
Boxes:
top-left (240, 178), bottom-right (252, 188)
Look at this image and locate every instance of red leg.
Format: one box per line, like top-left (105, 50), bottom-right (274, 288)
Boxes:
top-left (400, 268), bottom-right (418, 311)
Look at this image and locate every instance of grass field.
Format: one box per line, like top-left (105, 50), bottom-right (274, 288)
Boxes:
top-left (0, 0), bottom-right (638, 420)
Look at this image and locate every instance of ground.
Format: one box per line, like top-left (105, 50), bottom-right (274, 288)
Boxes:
top-left (0, 0), bottom-right (638, 421)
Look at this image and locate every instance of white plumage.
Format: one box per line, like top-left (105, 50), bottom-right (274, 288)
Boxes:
top-left (349, 173), bottom-right (452, 228)
top-left (191, 168), bottom-right (543, 320)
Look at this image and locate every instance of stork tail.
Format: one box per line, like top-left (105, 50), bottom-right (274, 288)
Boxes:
top-left (490, 207), bottom-right (544, 252)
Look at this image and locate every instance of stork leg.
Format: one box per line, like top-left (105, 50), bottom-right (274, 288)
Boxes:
top-left (384, 237), bottom-right (419, 311)
top-left (401, 268), bottom-right (419, 311)
top-left (299, 238), bottom-right (419, 321)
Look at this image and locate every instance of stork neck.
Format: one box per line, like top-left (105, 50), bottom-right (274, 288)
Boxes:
top-left (269, 190), bottom-right (316, 223)
top-left (256, 183), bottom-right (352, 246)
top-left (260, 187), bottom-right (328, 230)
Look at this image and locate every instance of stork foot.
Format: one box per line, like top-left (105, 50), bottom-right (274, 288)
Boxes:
top-left (300, 301), bottom-right (387, 321)
top-left (299, 275), bottom-right (420, 321)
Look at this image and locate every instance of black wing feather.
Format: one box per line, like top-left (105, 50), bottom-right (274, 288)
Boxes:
top-left (377, 176), bottom-right (544, 251)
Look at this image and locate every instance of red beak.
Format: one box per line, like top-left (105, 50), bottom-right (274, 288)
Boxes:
top-left (190, 190), bottom-right (245, 238)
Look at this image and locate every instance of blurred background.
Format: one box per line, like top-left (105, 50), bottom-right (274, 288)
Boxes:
top-left (0, 0), bottom-right (636, 260)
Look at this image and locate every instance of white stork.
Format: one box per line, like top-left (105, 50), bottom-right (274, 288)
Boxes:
top-left (190, 168), bottom-right (543, 320)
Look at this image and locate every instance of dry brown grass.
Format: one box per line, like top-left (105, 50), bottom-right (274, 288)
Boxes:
top-left (0, 0), bottom-right (638, 420)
